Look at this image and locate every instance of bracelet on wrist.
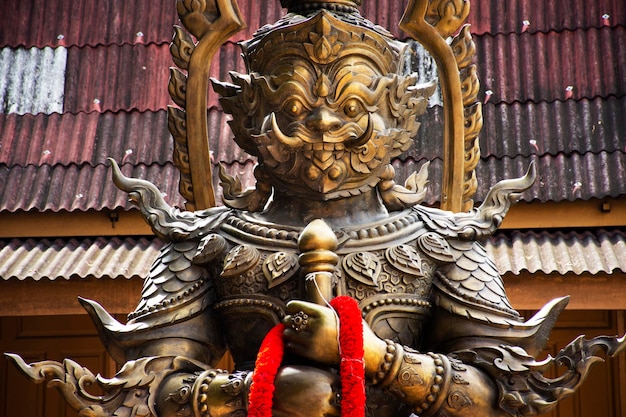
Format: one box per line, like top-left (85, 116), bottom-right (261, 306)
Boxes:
top-left (371, 339), bottom-right (404, 387)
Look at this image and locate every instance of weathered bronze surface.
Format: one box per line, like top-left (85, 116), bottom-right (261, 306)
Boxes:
top-left (7, 0), bottom-right (626, 416)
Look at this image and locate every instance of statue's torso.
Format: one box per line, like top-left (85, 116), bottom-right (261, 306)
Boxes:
top-left (213, 209), bottom-right (438, 369)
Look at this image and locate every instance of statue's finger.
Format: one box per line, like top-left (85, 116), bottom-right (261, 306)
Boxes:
top-left (285, 299), bottom-right (315, 314)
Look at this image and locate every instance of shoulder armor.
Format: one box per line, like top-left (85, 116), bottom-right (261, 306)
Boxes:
top-left (434, 240), bottom-right (519, 319)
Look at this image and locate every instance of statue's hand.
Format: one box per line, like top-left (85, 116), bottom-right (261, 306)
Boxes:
top-left (283, 300), bottom-right (389, 377)
top-left (272, 365), bottom-right (340, 417)
top-left (283, 300), bottom-right (341, 365)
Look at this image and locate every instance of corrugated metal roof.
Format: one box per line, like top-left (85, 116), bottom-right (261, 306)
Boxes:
top-left (476, 26), bottom-right (626, 103)
top-left (60, 43), bottom-right (247, 113)
top-left (394, 151), bottom-right (626, 205)
top-left (479, 97), bottom-right (626, 158)
top-left (467, 0), bottom-right (626, 35)
top-left (472, 152), bottom-right (626, 203)
top-left (206, 26), bottom-right (626, 108)
top-left (213, 150), bottom-right (626, 207)
top-left (488, 229), bottom-right (626, 275)
top-left (0, 111), bottom-right (173, 167)
top-left (4, 16), bottom-right (623, 115)
top-left (0, 237), bottom-right (162, 280)
top-left (0, 1), bottom-right (624, 213)
top-left (390, 152), bottom-right (626, 204)
top-left (2, 102), bottom-right (625, 212)
top-left (0, 163), bottom-right (185, 212)
top-left (0, 0), bottom-right (178, 48)
top-left (2, 230), bottom-right (625, 281)
top-left (3, 0), bottom-right (624, 48)
top-left (0, 47), bottom-right (66, 115)
top-left (63, 44), bottom-right (173, 114)
top-left (207, 99), bottom-right (626, 167)
top-left (365, 0), bottom-right (626, 37)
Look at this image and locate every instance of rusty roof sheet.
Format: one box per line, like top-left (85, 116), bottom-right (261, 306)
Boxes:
top-left (397, 151), bottom-right (626, 204)
top-left (2, 99), bottom-right (625, 212)
top-left (0, 1), bottom-right (624, 213)
top-left (216, 150), bottom-right (626, 207)
top-left (2, 230), bottom-right (625, 281)
top-left (4, 0), bottom-right (622, 48)
top-left (3, 12), bottom-right (623, 115)
top-left (0, 0), bottom-right (178, 48)
top-left (0, 163), bottom-right (185, 212)
top-left (63, 44), bottom-right (173, 114)
top-left (205, 25), bottom-right (626, 108)
top-left (488, 229), bottom-right (626, 275)
top-left (206, 96), bottom-right (626, 166)
top-left (3, 150), bottom-right (623, 213)
top-left (473, 152), bottom-right (626, 203)
top-left (0, 237), bottom-right (162, 280)
top-left (467, 0), bottom-right (626, 35)
top-left (476, 26), bottom-right (626, 104)
top-left (479, 97), bottom-right (626, 158)
top-left (0, 111), bottom-right (173, 167)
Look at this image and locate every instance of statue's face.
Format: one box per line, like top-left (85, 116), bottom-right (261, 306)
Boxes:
top-left (216, 12), bottom-right (433, 203)
top-left (250, 55), bottom-right (398, 200)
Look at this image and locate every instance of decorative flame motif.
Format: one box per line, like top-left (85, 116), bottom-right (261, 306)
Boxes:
top-left (342, 251), bottom-right (382, 286)
top-left (263, 252), bottom-right (299, 288)
top-left (305, 18), bottom-right (343, 64)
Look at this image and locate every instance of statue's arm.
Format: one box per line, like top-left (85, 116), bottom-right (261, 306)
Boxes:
top-left (363, 339), bottom-right (501, 417)
top-left (283, 300), bottom-right (504, 417)
top-left (153, 364), bottom-right (339, 417)
top-left (282, 300), bottom-right (626, 417)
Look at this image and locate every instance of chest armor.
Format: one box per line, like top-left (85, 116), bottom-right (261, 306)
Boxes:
top-left (212, 209), bottom-right (437, 369)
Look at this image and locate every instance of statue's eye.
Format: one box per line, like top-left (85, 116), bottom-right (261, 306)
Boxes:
top-left (343, 98), bottom-right (363, 118)
top-left (283, 99), bottom-right (305, 118)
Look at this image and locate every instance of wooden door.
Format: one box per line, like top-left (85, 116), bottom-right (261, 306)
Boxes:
top-left (1, 315), bottom-right (117, 417)
top-left (529, 310), bottom-right (626, 417)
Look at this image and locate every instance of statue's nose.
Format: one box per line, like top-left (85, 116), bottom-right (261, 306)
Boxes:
top-left (305, 107), bottom-right (342, 133)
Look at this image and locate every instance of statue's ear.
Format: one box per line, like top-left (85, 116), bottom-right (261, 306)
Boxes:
top-left (210, 77), bottom-right (239, 96)
top-left (210, 73), bottom-right (261, 157)
top-left (389, 78), bottom-right (436, 157)
top-left (210, 73), bottom-right (247, 115)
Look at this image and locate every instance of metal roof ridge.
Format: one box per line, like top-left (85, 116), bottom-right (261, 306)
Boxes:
top-left (466, 22), bottom-right (626, 38)
top-left (479, 149), bottom-right (626, 162)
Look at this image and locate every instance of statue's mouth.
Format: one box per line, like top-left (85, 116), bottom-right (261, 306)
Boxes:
top-left (252, 110), bottom-right (388, 197)
top-left (261, 112), bottom-right (374, 150)
top-left (302, 142), bottom-right (345, 152)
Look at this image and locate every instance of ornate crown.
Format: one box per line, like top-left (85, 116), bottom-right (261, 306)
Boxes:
top-left (242, 7), bottom-right (402, 77)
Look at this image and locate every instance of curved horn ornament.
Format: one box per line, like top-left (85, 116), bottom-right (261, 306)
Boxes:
top-left (450, 162), bottom-right (537, 241)
top-left (344, 113), bottom-right (373, 148)
top-left (268, 112), bottom-right (304, 148)
top-left (108, 158), bottom-right (231, 241)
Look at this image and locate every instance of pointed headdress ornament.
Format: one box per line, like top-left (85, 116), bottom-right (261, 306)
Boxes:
top-left (280, 0), bottom-right (361, 13)
top-left (241, 5), bottom-right (402, 77)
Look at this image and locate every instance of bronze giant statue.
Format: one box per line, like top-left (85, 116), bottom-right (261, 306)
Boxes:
top-left (7, 1), bottom-right (625, 416)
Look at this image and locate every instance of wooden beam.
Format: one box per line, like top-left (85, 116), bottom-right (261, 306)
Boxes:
top-left (0, 278), bottom-right (142, 316)
top-left (501, 197), bottom-right (626, 229)
top-left (1, 197), bottom-right (624, 239)
top-left (0, 210), bottom-right (151, 238)
top-left (504, 272), bottom-right (626, 310)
